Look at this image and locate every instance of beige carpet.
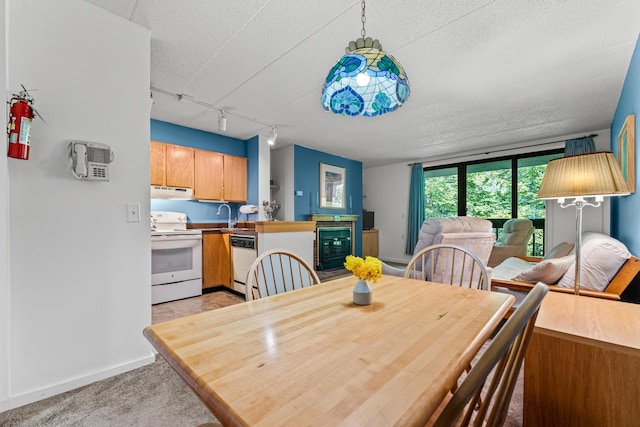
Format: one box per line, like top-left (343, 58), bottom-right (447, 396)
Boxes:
top-left (1, 289), bottom-right (523, 426)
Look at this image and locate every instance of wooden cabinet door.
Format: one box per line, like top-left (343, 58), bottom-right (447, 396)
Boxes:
top-left (150, 140), bottom-right (166, 186)
top-left (194, 149), bottom-right (224, 200)
top-left (362, 230), bottom-right (379, 258)
top-left (202, 233), bottom-right (231, 289)
top-left (165, 144), bottom-right (194, 188)
top-left (223, 154), bottom-right (247, 202)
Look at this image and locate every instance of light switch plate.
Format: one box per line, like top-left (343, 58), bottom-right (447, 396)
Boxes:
top-left (296, 190), bottom-right (303, 196)
top-left (126, 204), bottom-right (140, 222)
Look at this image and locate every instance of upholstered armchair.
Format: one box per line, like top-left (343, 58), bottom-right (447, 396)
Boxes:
top-left (487, 218), bottom-right (534, 267)
top-left (382, 216), bottom-right (496, 277)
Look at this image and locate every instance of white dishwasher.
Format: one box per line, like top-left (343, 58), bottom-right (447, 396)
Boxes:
top-left (231, 234), bottom-right (257, 295)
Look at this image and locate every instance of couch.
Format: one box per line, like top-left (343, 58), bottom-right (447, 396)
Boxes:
top-left (382, 216), bottom-right (496, 277)
top-left (491, 232), bottom-right (640, 302)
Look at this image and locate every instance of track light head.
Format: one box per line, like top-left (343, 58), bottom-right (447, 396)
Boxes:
top-left (217, 110), bottom-right (227, 132)
top-left (268, 126), bottom-right (277, 145)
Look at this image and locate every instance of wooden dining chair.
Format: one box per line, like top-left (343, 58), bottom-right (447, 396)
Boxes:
top-left (245, 249), bottom-right (321, 301)
top-left (405, 244), bottom-right (490, 290)
top-left (429, 282), bottom-right (549, 427)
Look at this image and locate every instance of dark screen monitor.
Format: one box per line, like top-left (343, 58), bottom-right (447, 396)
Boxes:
top-left (363, 210), bottom-right (374, 230)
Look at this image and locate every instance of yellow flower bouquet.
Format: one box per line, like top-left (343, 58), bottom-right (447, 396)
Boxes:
top-left (344, 255), bottom-right (382, 283)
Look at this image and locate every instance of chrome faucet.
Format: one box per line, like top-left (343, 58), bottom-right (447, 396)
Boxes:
top-left (217, 203), bottom-right (232, 228)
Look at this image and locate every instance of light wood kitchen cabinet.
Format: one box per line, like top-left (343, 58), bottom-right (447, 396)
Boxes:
top-left (194, 149), bottom-right (224, 200)
top-left (362, 229), bottom-right (379, 258)
top-left (150, 140), bottom-right (166, 186)
top-left (202, 232), bottom-right (232, 289)
top-left (223, 154), bottom-right (247, 202)
top-left (150, 140), bottom-right (194, 188)
top-left (165, 144), bottom-right (194, 188)
top-left (150, 141), bottom-right (246, 201)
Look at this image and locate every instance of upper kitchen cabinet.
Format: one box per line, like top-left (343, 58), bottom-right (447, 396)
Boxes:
top-left (150, 140), bottom-right (194, 188)
top-left (194, 150), bottom-right (247, 202)
top-left (150, 140), bottom-right (166, 186)
top-left (223, 154), bottom-right (247, 202)
top-left (194, 149), bottom-right (224, 200)
top-left (151, 141), bottom-right (247, 201)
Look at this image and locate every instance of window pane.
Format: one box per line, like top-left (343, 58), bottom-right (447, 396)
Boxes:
top-left (424, 167), bottom-right (458, 218)
top-left (517, 153), bottom-right (563, 255)
top-left (466, 160), bottom-right (511, 218)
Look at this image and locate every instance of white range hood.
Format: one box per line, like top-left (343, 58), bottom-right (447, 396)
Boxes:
top-left (150, 185), bottom-right (193, 200)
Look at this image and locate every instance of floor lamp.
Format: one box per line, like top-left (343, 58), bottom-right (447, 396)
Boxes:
top-left (538, 152), bottom-right (630, 295)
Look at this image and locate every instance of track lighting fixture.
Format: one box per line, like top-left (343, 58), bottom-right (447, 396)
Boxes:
top-left (267, 126), bottom-right (277, 145)
top-left (218, 110), bottom-right (227, 132)
top-left (151, 86), bottom-right (278, 140)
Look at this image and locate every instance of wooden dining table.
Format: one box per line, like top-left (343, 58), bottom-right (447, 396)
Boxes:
top-left (144, 275), bottom-right (514, 426)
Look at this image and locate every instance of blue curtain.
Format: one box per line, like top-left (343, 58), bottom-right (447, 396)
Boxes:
top-left (405, 164), bottom-right (425, 255)
top-left (564, 136), bottom-right (596, 156)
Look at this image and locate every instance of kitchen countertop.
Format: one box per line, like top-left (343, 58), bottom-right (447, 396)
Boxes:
top-left (188, 221), bottom-right (316, 234)
top-left (187, 222), bottom-right (256, 235)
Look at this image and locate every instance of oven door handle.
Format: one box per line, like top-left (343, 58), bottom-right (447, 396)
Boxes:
top-left (152, 236), bottom-right (202, 250)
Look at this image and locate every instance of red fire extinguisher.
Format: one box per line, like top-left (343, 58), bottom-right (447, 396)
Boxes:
top-left (7, 86), bottom-right (39, 160)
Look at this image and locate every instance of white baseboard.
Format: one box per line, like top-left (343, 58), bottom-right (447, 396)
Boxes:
top-left (0, 353), bottom-right (155, 412)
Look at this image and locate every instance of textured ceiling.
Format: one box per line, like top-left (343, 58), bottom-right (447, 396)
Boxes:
top-left (85, 0), bottom-right (640, 167)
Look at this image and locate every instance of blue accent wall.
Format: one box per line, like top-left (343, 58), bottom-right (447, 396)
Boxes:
top-left (611, 35), bottom-right (640, 256)
top-left (150, 120), bottom-right (254, 223)
top-left (151, 119), bottom-right (246, 156)
top-left (293, 145), bottom-right (364, 256)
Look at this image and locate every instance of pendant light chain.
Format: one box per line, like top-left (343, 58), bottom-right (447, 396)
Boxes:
top-left (321, 0), bottom-right (410, 117)
top-left (361, 0), bottom-right (367, 38)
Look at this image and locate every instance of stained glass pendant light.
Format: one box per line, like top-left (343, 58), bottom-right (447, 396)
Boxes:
top-left (322, 0), bottom-right (410, 117)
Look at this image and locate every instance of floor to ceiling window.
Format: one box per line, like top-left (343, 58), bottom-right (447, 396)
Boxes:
top-left (423, 149), bottom-right (563, 255)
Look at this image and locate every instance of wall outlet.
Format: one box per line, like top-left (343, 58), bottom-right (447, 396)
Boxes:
top-left (126, 204), bottom-right (140, 222)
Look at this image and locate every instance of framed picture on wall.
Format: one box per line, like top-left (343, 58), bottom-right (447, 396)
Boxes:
top-left (320, 163), bottom-right (346, 209)
top-left (618, 114), bottom-right (635, 193)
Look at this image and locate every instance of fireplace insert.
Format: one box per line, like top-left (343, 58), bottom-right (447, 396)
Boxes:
top-left (318, 227), bottom-right (351, 270)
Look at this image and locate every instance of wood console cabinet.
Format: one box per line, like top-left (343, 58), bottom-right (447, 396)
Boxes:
top-left (524, 292), bottom-right (640, 427)
top-left (362, 229), bottom-right (379, 257)
top-left (202, 232), bottom-right (232, 289)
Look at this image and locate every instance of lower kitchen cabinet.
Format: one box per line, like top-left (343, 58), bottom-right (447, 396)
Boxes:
top-left (202, 232), bottom-right (232, 289)
top-left (362, 229), bottom-right (379, 258)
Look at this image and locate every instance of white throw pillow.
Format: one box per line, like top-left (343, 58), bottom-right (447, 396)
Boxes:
top-left (542, 242), bottom-right (575, 260)
top-left (513, 255), bottom-right (574, 284)
top-left (556, 232), bottom-right (630, 292)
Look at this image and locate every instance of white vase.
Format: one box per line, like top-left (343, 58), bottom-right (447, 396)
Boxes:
top-left (353, 279), bottom-right (372, 305)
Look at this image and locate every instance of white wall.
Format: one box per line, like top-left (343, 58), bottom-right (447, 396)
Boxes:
top-left (1, 0), bottom-right (11, 407)
top-left (544, 130), bottom-right (612, 249)
top-left (257, 134), bottom-right (271, 220)
top-left (271, 145), bottom-right (294, 220)
top-left (364, 130), bottom-right (612, 264)
top-left (363, 162), bottom-right (412, 264)
top-left (2, 0), bottom-right (152, 410)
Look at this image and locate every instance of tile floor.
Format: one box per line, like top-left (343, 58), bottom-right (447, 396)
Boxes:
top-left (152, 289), bottom-right (245, 324)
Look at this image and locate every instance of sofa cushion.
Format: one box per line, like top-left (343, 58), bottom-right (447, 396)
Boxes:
top-left (513, 255), bottom-right (574, 284)
top-left (491, 256), bottom-right (535, 281)
top-left (556, 232), bottom-right (630, 292)
top-left (543, 241), bottom-right (575, 260)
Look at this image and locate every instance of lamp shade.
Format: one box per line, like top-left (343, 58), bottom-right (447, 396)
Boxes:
top-left (538, 151), bottom-right (630, 199)
top-left (322, 37), bottom-right (410, 117)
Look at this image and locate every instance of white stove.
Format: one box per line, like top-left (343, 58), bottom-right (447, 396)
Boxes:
top-left (150, 211), bottom-right (202, 304)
